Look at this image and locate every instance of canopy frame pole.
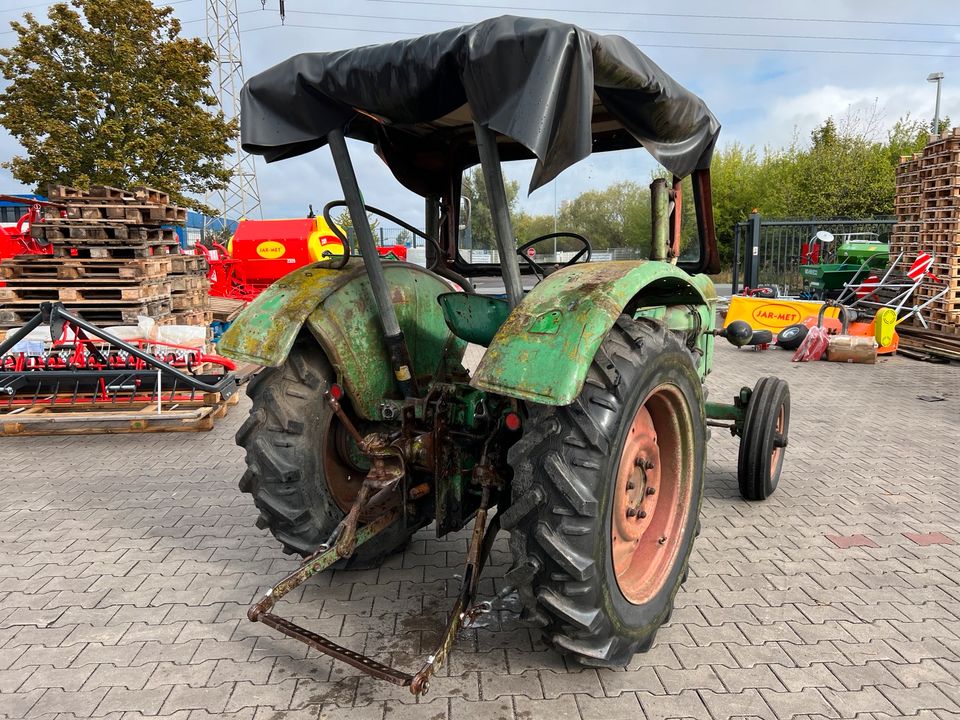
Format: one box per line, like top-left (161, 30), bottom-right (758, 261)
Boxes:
top-left (327, 128), bottom-right (419, 399)
top-left (473, 122), bottom-right (524, 308)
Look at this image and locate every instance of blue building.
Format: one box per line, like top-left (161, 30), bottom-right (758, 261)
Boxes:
top-left (182, 211), bottom-right (239, 246)
top-left (0, 193), bottom-right (44, 224)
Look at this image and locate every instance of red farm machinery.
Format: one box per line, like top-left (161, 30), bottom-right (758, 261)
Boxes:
top-left (198, 212), bottom-right (409, 301)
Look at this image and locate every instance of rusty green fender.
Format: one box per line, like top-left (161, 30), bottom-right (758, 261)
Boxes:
top-left (218, 259), bottom-right (466, 419)
top-left (471, 260), bottom-right (716, 405)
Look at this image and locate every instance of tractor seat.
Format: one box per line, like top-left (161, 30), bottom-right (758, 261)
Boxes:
top-left (436, 293), bottom-right (510, 347)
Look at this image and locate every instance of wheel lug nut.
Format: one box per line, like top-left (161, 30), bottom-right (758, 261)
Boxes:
top-left (626, 481), bottom-right (635, 490)
top-left (646, 487), bottom-right (656, 496)
top-left (638, 510), bottom-right (647, 519)
top-left (658, 536), bottom-right (667, 544)
top-left (626, 508), bottom-right (637, 517)
top-left (644, 460), bottom-right (655, 470)
top-left (634, 457), bottom-right (643, 467)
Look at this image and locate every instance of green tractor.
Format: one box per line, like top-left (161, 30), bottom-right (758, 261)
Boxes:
top-left (219, 17), bottom-right (791, 696)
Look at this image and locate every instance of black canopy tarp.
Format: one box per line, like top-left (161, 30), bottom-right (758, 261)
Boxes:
top-left (241, 16), bottom-right (720, 196)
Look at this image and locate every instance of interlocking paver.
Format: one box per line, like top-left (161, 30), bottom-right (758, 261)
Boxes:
top-left (878, 682), bottom-right (960, 715)
top-left (539, 669), bottom-right (603, 699)
top-left (1, 342), bottom-right (958, 720)
top-left (575, 692), bottom-right (643, 720)
top-left (19, 665), bottom-right (95, 692)
top-left (160, 682), bottom-right (235, 714)
top-left (638, 688), bottom-right (711, 720)
top-left (30, 687), bottom-right (109, 717)
top-left (656, 664), bottom-right (725, 693)
top-left (514, 695), bottom-right (579, 720)
top-left (759, 687), bottom-right (836, 718)
top-left (700, 688), bottom-right (776, 720)
top-left (596, 667), bottom-right (663, 696)
top-left (0, 689), bottom-right (44, 719)
top-left (94, 685), bottom-right (172, 715)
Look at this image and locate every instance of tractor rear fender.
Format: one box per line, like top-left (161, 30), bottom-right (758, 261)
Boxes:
top-left (218, 259), bottom-right (466, 419)
top-left (471, 261), bottom-right (717, 405)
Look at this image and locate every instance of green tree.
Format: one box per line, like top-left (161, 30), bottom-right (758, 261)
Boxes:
top-left (558, 181), bottom-right (649, 250)
top-left (334, 208), bottom-right (380, 245)
top-left (513, 211), bottom-right (560, 248)
top-left (461, 166), bottom-right (520, 250)
top-left (0, 0), bottom-right (233, 210)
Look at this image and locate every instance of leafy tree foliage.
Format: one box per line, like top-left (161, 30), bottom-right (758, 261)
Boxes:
top-left (459, 111), bottom-right (946, 264)
top-left (460, 166), bottom-right (521, 250)
top-left (706, 111), bottom-right (944, 262)
top-left (334, 208), bottom-right (380, 244)
top-left (0, 0), bottom-right (233, 210)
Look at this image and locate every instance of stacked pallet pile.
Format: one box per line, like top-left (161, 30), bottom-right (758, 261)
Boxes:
top-left (891, 129), bottom-right (960, 360)
top-left (0, 184), bottom-right (211, 329)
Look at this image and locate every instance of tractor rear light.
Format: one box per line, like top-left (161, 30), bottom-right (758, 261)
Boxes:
top-left (504, 412), bottom-right (521, 431)
top-left (330, 383), bottom-right (344, 400)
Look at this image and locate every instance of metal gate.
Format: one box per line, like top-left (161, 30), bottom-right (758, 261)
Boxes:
top-left (731, 213), bottom-right (896, 294)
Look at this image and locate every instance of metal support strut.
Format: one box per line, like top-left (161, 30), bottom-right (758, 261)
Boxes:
top-left (245, 392), bottom-right (502, 696)
top-left (473, 121), bottom-right (524, 308)
top-left (327, 128), bottom-right (419, 399)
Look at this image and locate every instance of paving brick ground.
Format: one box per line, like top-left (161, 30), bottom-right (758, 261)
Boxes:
top-left (1, 342), bottom-right (959, 720)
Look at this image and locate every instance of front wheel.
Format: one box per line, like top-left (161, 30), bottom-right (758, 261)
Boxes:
top-left (507, 316), bottom-right (705, 666)
top-left (737, 377), bottom-right (790, 501)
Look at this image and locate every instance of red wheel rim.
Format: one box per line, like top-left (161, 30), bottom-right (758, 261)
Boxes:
top-left (612, 384), bottom-right (694, 605)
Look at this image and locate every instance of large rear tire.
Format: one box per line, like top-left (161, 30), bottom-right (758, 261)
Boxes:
top-left (236, 338), bottom-right (413, 565)
top-left (506, 316), bottom-right (705, 666)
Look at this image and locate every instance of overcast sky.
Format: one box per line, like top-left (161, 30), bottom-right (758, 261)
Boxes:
top-left (0, 0), bottom-right (958, 226)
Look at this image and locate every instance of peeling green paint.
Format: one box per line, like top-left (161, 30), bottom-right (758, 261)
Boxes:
top-left (528, 310), bottom-right (562, 334)
top-left (218, 259), bottom-right (466, 419)
top-left (471, 261), bottom-right (715, 406)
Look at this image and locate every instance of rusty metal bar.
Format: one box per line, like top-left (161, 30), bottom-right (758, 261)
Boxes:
top-left (257, 612), bottom-right (414, 686)
top-left (410, 485), bottom-right (494, 695)
top-left (248, 511), bottom-right (399, 620)
top-left (650, 178), bottom-right (669, 262)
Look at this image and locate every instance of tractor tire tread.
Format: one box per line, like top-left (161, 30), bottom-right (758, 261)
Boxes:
top-left (236, 338), bottom-right (412, 568)
top-left (507, 317), bottom-right (703, 667)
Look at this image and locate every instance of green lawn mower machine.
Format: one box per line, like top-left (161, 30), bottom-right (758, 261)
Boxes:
top-left (218, 17), bottom-right (791, 696)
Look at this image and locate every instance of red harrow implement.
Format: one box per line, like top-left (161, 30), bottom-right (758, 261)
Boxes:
top-left (0, 302), bottom-right (236, 409)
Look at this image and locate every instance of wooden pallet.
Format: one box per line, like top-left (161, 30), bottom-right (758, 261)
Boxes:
top-left (208, 296), bottom-right (245, 322)
top-left (0, 388), bottom-right (235, 413)
top-left (47, 184), bottom-right (171, 206)
top-left (171, 291), bottom-right (210, 312)
top-left (52, 241), bottom-right (180, 260)
top-left (897, 325), bottom-right (960, 361)
top-left (0, 401), bottom-right (235, 436)
top-left (169, 254), bottom-right (206, 274)
top-left (0, 257), bottom-right (175, 281)
top-left (172, 310), bottom-right (215, 325)
top-left (59, 204), bottom-right (187, 224)
top-left (169, 274), bottom-right (207, 293)
top-left (38, 224), bottom-right (179, 242)
top-left (0, 299), bottom-right (172, 327)
top-left (0, 280), bottom-right (171, 303)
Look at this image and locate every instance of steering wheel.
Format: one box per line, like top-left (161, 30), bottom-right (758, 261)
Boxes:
top-left (321, 200), bottom-right (476, 291)
top-left (322, 200), bottom-right (447, 270)
top-left (516, 232), bottom-right (592, 280)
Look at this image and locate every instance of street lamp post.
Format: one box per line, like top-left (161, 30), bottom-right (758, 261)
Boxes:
top-left (928, 72), bottom-right (944, 135)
